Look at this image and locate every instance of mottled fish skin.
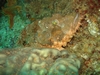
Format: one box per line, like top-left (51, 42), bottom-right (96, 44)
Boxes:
top-left (19, 13), bottom-right (84, 50)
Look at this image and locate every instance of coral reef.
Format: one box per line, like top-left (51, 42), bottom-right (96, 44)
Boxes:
top-left (0, 48), bottom-right (80, 75)
top-left (0, 0), bottom-right (100, 75)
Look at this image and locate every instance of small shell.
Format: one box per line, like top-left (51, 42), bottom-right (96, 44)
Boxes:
top-left (87, 19), bottom-right (100, 37)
